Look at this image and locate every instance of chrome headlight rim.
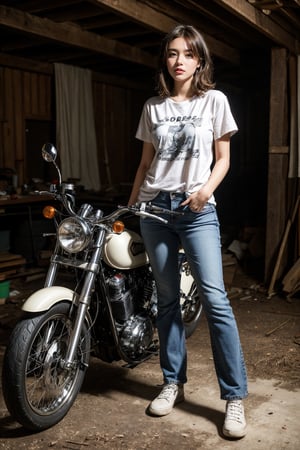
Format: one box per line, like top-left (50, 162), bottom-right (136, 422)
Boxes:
top-left (58, 217), bottom-right (91, 253)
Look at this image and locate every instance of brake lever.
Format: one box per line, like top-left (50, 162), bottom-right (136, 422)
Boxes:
top-left (116, 204), bottom-right (168, 223)
top-left (118, 203), bottom-right (184, 218)
top-left (146, 203), bottom-right (184, 216)
top-left (135, 211), bottom-right (168, 223)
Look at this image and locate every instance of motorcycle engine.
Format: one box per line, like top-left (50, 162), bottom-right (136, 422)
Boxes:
top-left (107, 268), bottom-right (157, 358)
top-left (119, 314), bottom-right (154, 357)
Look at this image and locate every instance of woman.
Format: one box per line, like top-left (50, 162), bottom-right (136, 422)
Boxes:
top-left (128, 25), bottom-right (248, 439)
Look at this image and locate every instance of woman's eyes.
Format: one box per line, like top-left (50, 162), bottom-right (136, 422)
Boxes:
top-left (167, 51), bottom-right (176, 57)
top-left (168, 51), bottom-right (194, 58)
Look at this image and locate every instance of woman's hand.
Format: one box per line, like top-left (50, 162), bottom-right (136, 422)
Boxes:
top-left (181, 186), bottom-right (211, 212)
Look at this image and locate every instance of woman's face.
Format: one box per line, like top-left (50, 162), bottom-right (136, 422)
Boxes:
top-left (166, 37), bottom-right (200, 85)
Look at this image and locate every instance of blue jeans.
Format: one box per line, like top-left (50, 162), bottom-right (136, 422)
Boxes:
top-left (140, 191), bottom-right (248, 400)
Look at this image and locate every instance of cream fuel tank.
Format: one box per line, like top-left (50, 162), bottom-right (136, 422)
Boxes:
top-left (103, 229), bottom-right (148, 269)
top-left (103, 228), bottom-right (194, 296)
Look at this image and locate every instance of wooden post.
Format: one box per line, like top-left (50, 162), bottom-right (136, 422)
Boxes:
top-left (264, 48), bottom-right (289, 283)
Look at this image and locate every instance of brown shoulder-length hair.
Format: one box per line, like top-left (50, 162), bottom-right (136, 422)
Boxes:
top-left (156, 25), bottom-right (215, 98)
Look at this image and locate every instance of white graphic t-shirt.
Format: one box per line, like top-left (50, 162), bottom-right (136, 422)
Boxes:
top-left (135, 89), bottom-right (238, 204)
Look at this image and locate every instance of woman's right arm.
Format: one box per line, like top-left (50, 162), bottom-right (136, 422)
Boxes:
top-left (128, 141), bottom-right (155, 205)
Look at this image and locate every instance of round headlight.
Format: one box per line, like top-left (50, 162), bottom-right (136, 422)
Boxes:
top-left (58, 217), bottom-right (91, 253)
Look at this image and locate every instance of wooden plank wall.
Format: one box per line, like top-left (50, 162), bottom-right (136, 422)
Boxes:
top-left (0, 63), bottom-right (149, 192)
top-left (93, 81), bottom-right (147, 190)
top-left (0, 67), bottom-right (52, 186)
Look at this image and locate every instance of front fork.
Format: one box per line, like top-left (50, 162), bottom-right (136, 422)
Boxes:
top-left (51, 230), bottom-right (106, 370)
top-left (44, 239), bottom-right (60, 287)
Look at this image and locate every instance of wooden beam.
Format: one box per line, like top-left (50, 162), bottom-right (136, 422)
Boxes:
top-left (265, 47), bottom-right (289, 283)
top-left (0, 52), bottom-right (53, 74)
top-left (0, 5), bottom-right (157, 68)
top-left (269, 145), bottom-right (289, 153)
top-left (93, 0), bottom-right (240, 64)
top-left (9, 0), bottom-right (87, 14)
top-left (93, 0), bottom-right (178, 30)
top-left (215, 0), bottom-right (298, 53)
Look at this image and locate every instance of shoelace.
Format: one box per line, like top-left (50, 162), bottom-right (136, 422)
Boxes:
top-left (226, 401), bottom-right (244, 423)
top-left (157, 385), bottom-right (177, 401)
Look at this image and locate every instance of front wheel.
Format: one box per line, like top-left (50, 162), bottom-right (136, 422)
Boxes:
top-left (2, 302), bottom-right (90, 431)
top-left (182, 281), bottom-right (202, 338)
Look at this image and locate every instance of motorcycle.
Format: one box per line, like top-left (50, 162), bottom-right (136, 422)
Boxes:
top-left (2, 143), bottom-right (202, 431)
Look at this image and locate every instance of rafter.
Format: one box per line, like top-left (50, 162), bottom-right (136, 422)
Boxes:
top-left (216, 0), bottom-right (298, 52)
top-left (92, 0), bottom-right (240, 64)
top-left (0, 5), bottom-right (157, 68)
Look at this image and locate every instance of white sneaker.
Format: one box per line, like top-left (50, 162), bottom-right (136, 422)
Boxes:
top-left (148, 383), bottom-right (184, 416)
top-left (223, 400), bottom-right (247, 438)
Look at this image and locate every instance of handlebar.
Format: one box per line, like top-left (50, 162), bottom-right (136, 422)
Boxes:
top-left (102, 203), bottom-right (184, 224)
top-left (34, 187), bottom-right (184, 225)
top-left (34, 188), bottom-right (77, 216)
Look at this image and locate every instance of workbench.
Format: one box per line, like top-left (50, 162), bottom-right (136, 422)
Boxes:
top-left (0, 194), bottom-right (56, 274)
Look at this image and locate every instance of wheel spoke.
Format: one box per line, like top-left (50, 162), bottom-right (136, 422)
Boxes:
top-left (2, 302), bottom-right (90, 430)
top-left (24, 314), bottom-right (82, 415)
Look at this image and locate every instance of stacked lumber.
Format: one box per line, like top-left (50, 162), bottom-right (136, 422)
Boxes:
top-left (282, 258), bottom-right (300, 299)
top-left (268, 195), bottom-right (300, 298)
top-left (0, 252), bottom-right (26, 280)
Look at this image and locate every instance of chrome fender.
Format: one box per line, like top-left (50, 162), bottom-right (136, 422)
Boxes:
top-left (179, 249), bottom-right (194, 296)
top-left (180, 270), bottom-right (194, 296)
top-left (22, 286), bottom-right (75, 313)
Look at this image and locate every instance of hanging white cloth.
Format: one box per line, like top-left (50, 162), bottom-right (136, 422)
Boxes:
top-left (54, 63), bottom-right (101, 190)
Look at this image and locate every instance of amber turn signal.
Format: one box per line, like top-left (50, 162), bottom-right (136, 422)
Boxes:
top-left (43, 205), bottom-right (56, 219)
top-left (112, 220), bottom-right (125, 233)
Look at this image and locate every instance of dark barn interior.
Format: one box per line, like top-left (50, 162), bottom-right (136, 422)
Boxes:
top-left (0, 0), bottom-right (299, 290)
top-left (0, 3), bottom-right (300, 448)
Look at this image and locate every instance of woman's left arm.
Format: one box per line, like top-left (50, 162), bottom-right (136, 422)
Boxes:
top-left (181, 132), bottom-right (231, 210)
top-left (203, 132), bottom-right (231, 197)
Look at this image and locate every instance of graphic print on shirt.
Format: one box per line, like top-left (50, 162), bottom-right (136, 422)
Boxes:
top-left (155, 117), bottom-right (202, 161)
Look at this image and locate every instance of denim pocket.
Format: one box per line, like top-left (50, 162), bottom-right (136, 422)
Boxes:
top-left (186, 203), bottom-right (215, 214)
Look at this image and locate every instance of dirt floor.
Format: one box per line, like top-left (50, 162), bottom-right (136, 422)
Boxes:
top-left (0, 267), bottom-right (299, 449)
